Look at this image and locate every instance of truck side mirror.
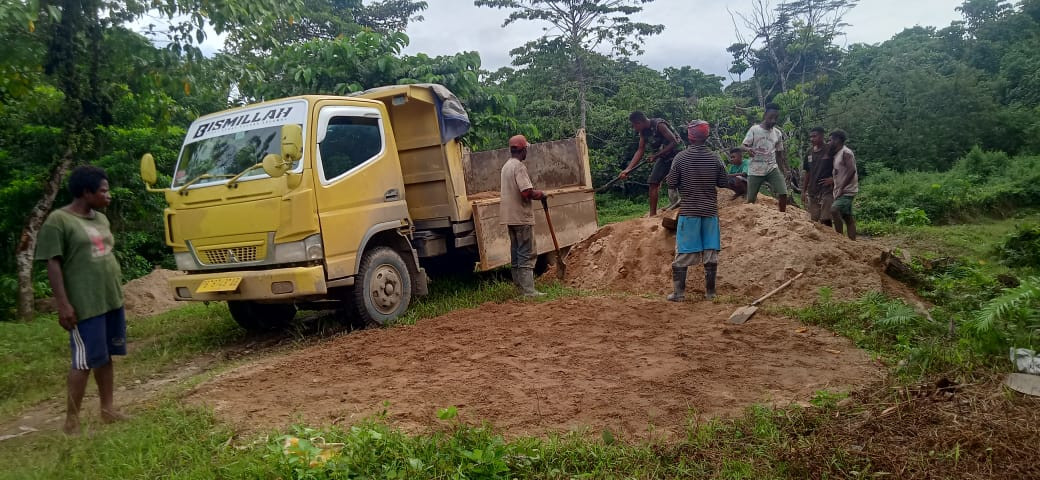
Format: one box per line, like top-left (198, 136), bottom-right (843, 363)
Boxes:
top-left (262, 153), bottom-right (288, 178)
top-left (140, 153), bottom-right (158, 186)
top-left (281, 124), bottom-right (303, 163)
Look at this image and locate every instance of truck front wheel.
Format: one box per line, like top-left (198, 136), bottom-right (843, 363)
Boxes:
top-left (354, 246), bottom-right (412, 326)
top-left (227, 301), bottom-right (296, 331)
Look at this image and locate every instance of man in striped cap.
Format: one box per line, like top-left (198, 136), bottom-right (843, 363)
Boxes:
top-left (665, 121), bottom-right (729, 301)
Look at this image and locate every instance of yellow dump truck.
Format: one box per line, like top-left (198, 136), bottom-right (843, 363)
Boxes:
top-left (140, 84), bottom-right (598, 329)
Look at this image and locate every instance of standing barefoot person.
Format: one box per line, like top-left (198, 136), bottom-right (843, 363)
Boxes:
top-left (35, 166), bottom-right (128, 434)
top-left (619, 111), bottom-right (683, 216)
top-left (828, 130), bottom-right (859, 240)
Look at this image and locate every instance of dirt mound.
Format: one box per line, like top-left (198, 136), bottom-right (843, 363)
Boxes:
top-left (188, 296), bottom-right (881, 439)
top-left (123, 269), bottom-right (184, 318)
top-left (564, 192), bottom-right (910, 304)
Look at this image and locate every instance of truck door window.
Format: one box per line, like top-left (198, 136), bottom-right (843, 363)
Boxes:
top-left (319, 116), bottom-right (383, 183)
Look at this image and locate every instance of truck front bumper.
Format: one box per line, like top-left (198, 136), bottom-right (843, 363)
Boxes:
top-left (170, 265), bottom-right (329, 302)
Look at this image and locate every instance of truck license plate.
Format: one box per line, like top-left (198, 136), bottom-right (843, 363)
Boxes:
top-left (196, 277), bottom-right (243, 293)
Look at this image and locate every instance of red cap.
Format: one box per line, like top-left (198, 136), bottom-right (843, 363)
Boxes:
top-left (508, 135), bottom-right (529, 149)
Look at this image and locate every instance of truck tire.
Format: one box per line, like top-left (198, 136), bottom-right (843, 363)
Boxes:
top-left (354, 246), bottom-right (412, 326)
top-left (227, 301), bottom-right (296, 331)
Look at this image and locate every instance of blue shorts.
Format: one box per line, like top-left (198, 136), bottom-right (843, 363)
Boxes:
top-left (676, 216), bottom-right (721, 254)
top-left (69, 307), bottom-right (126, 370)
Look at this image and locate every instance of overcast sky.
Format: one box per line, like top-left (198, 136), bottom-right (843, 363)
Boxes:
top-left (191, 0), bottom-right (966, 77)
top-left (399, 0), bottom-right (966, 77)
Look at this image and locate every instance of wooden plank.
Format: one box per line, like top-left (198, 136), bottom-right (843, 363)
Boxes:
top-left (463, 136), bottom-right (589, 195)
top-left (471, 189), bottom-right (598, 271)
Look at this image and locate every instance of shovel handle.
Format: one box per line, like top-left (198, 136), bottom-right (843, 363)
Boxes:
top-left (751, 272), bottom-right (803, 306)
top-left (541, 197), bottom-right (562, 253)
top-left (595, 161), bottom-right (650, 193)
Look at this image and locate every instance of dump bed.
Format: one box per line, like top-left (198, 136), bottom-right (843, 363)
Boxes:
top-left (358, 85), bottom-right (598, 271)
top-left (463, 132), bottom-right (599, 271)
top-left (357, 85), bottom-right (473, 225)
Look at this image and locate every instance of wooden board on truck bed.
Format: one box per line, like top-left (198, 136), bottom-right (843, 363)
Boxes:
top-left (471, 187), bottom-right (598, 271)
top-left (463, 131), bottom-right (593, 196)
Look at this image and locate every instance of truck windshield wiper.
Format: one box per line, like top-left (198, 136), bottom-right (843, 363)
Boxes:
top-left (225, 163), bottom-right (265, 189)
top-left (175, 173), bottom-right (235, 194)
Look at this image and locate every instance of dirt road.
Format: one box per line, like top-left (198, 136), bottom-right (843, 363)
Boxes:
top-left (190, 296), bottom-right (882, 439)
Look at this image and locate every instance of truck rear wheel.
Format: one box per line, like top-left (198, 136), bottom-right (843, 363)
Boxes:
top-left (227, 301), bottom-right (296, 331)
top-left (354, 246), bottom-right (412, 326)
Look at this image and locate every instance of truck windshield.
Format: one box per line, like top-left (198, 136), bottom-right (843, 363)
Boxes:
top-left (173, 125), bottom-right (297, 188)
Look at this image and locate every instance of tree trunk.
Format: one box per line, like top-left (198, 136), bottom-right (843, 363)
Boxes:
top-left (16, 150), bottom-right (74, 321)
top-left (574, 44), bottom-right (588, 131)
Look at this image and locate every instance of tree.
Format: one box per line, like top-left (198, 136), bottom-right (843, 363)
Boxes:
top-left (9, 0), bottom-right (301, 320)
top-left (474, 0), bottom-right (663, 130)
top-left (225, 0), bottom-right (428, 56)
top-left (663, 66), bottom-right (725, 99)
top-left (728, 0), bottom-right (857, 105)
top-left (956, 0), bottom-right (1013, 34)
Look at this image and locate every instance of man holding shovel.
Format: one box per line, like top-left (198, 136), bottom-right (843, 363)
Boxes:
top-left (666, 121), bottom-right (729, 301)
top-left (501, 134), bottom-right (547, 297)
top-left (618, 111), bottom-right (683, 217)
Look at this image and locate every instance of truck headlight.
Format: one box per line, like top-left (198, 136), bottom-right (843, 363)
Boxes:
top-left (273, 234), bottom-right (324, 263)
top-left (175, 252), bottom-right (196, 270)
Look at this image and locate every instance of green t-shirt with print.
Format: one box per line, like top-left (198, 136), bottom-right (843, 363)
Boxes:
top-left (728, 162), bottom-right (748, 175)
top-left (34, 208), bottom-right (124, 321)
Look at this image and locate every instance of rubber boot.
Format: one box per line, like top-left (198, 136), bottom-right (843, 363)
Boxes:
top-left (510, 268), bottom-right (520, 291)
top-left (667, 266), bottom-right (687, 302)
top-left (704, 263), bottom-right (718, 300)
top-left (519, 268), bottom-right (545, 297)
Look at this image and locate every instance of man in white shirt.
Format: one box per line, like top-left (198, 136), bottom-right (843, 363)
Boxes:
top-left (741, 103), bottom-right (789, 212)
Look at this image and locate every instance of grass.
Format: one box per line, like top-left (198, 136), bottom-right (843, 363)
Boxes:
top-left (0, 398), bottom-right (831, 479)
top-left (595, 192), bottom-right (648, 226)
top-left (868, 211), bottom-right (1037, 269)
top-left (0, 303), bottom-right (243, 418)
top-left (396, 273), bottom-right (584, 326)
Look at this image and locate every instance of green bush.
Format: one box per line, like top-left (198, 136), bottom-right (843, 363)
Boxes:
top-left (996, 224), bottom-right (1040, 269)
top-left (895, 207), bottom-right (930, 226)
top-left (858, 148), bottom-right (1040, 224)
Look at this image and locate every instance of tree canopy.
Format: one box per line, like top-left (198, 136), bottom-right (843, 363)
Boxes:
top-left (2, 0), bottom-right (1040, 319)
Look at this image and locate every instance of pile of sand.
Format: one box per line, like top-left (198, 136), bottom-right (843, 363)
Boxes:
top-left (35, 268), bottom-right (184, 319)
top-left (122, 269), bottom-right (184, 318)
top-left (563, 192), bottom-right (911, 304)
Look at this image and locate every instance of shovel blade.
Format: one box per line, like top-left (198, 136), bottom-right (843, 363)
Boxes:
top-left (555, 260), bottom-right (567, 280)
top-left (728, 305), bottom-right (758, 324)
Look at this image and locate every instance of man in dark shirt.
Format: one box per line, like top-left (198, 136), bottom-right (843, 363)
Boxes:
top-left (802, 127), bottom-right (834, 226)
top-left (665, 120), bottom-right (729, 301)
top-left (619, 111), bottom-right (682, 217)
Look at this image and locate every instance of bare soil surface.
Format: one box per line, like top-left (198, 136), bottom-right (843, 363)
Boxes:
top-left (563, 193), bottom-right (917, 305)
top-left (189, 296), bottom-right (883, 439)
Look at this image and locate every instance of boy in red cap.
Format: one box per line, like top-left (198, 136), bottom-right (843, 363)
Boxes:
top-left (501, 135), bottom-right (547, 296)
top-left (666, 121), bottom-right (729, 301)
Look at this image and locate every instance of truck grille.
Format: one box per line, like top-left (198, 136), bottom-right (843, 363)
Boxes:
top-left (201, 246), bottom-right (260, 264)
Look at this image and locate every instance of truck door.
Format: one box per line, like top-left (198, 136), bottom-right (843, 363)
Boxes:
top-left (313, 103), bottom-right (408, 280)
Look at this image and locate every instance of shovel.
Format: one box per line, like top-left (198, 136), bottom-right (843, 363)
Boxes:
top-left (541, 197), bottom-right (567, 280)
top-left (595, 161), bottom-right (650, 193)
top-left (728, 272), bottom-right (803, 324)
